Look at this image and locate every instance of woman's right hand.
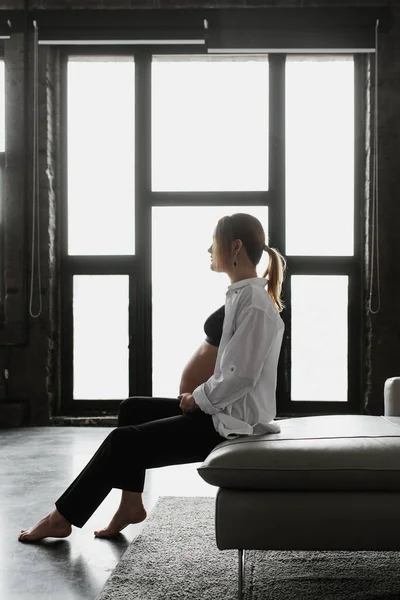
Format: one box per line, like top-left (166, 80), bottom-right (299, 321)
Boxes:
top-left (178, 393), bottom-right (199, 413)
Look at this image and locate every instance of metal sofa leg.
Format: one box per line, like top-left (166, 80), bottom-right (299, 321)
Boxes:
top-left (238, 549), bottom-right (245, 600)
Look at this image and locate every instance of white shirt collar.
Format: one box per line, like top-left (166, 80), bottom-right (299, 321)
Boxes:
top-left (227, 277), bottom-right (267, 292)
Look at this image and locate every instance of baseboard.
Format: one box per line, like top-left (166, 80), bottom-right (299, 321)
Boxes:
top-left (51, 416), bottom-right (118, 427)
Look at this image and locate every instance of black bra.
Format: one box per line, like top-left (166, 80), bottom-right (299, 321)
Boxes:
top-left (203, 305), bottom-right (225, 347)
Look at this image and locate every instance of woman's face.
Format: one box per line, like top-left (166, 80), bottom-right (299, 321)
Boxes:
top-left (208, 236), bottom-right (227, 272)
top-left (208, 234), bottom-right (221, 272)
top-left (208, 242), bottom-right (215, 270)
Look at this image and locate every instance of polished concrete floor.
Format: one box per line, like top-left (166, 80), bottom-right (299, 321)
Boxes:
top-left (0, 427), bottom-right (217, 600)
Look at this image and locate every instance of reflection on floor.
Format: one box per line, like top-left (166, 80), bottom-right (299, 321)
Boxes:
top-left (0, 427), bottom-right (217, 600)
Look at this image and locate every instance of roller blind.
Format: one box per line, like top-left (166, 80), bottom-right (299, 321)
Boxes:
top-left (34, 9), bottom-right (206, 47)
top-left (4, 7), bottom-right (390, 51)
top-left (206, 8), bottom-right (391, 54)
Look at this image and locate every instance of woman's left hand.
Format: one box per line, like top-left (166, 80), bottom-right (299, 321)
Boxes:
top-left (178, 393), bottom-right (199, 413)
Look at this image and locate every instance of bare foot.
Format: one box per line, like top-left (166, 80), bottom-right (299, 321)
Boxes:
top-left (94, 506), bottom-right (147, 539)
top-left (18, 509), bottom-right (72, 543)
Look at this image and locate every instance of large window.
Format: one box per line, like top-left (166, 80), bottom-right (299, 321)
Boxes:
top-left (60, 49), bottom-right (363, 417)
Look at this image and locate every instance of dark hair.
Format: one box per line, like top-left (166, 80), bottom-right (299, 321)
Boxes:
top-left (214, 213), bottom-right (286, 312)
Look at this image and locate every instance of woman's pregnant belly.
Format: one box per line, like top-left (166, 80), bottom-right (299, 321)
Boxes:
top-left (179, 341), bottom-right (218, 394)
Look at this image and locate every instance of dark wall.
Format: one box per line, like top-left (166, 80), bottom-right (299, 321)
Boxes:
top-left (0, 32), bottom-right (58, 425)
top-left (366, 6), bottom-right (400, 415)
top-left (0, 1), bottom-right (398, 425)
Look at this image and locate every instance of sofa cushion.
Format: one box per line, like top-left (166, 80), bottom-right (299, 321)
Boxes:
top-left (197, 415), bottom-right (400, 491)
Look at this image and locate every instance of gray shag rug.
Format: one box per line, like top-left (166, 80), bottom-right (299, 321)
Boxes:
top-left (97, 496), bottom-right (400, 600)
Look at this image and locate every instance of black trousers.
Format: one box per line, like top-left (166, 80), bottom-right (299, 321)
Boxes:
top-left (55, 397), bottom-right (225, 528)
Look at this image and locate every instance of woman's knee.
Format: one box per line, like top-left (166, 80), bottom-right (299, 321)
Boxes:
top-left (109, 425), bottom-right (140, 457)
top-left (118, 395), bottom-right (181, 428)
top-left (118, 396), bottom-right (153, 427)
top-left (118, 397), bottom-right (140, 427)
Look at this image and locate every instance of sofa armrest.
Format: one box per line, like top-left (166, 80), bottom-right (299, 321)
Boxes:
top-left (384, 378), bottom-right (400, 416)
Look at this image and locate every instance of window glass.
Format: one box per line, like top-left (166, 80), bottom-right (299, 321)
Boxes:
top-left (68, 57), bottom-right (135, 256)
top-left (291, 275), bottom-right (348, 401)
top-left (152, 56), bottom-right (269, 192)
top-left (286, 56), bottom-right (354, 256)
top-left (73, 275), bottom-right (129, 400)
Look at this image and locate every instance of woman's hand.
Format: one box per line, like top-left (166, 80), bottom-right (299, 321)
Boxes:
top-left (178, 393), bottom-right (199, 413)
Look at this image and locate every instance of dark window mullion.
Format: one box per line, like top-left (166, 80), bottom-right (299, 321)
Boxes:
top-left (268, 54), bottom-right (288, 413)
top-left (350, 53), bottom-right (367, 414)
top-left (150, 191), bottom-right (272, 207)
top-left (134, 52), bottom-right (152, 397)
top-left (63, 255), bottom-right (137, 275)
top-left (268, 54), bottom-right (286, 249)
top-left (287, 256), bottom-right (358, 276)
top-left (59, 50), bottom-right (72, 416)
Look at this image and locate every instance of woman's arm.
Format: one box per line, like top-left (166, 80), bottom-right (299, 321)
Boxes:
top-left (179, 341), bottom-right (218, 395)
top-left (193, 307), bottom-right (282, 414)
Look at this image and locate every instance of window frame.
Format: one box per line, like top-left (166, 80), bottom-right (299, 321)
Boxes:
top-left (58, 45), bottom-right (365, 418)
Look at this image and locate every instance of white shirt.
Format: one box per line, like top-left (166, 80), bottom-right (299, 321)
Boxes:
top-left (192, 277), bottom-right (284, 439)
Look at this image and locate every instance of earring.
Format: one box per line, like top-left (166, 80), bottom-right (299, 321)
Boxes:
top-left (233, 255), bottom-right (238, 268)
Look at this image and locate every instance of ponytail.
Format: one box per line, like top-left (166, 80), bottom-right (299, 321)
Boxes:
top-left (262, 246), bottom-right (286, 312)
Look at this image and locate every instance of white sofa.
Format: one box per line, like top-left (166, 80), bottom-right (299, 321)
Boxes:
top-left (198, 377), bottom-right (400, 600)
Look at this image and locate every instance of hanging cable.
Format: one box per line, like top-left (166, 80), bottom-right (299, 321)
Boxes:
top-left (29, 20), bottom-right (42, 318)
top-left (368, 18), bottom-right (381, 315)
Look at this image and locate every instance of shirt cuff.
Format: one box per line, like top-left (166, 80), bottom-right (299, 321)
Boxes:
top-left (192, 384), bottom-right (220, 415)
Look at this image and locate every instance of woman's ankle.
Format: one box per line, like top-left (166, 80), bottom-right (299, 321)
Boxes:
top-left (51, 508), bottom-right (70, 525)
top-left (120, 491), bottom-right (144, 510)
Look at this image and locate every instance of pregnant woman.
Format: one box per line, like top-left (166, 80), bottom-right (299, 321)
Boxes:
top-left (18, 212), bottom-right (286, 542)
